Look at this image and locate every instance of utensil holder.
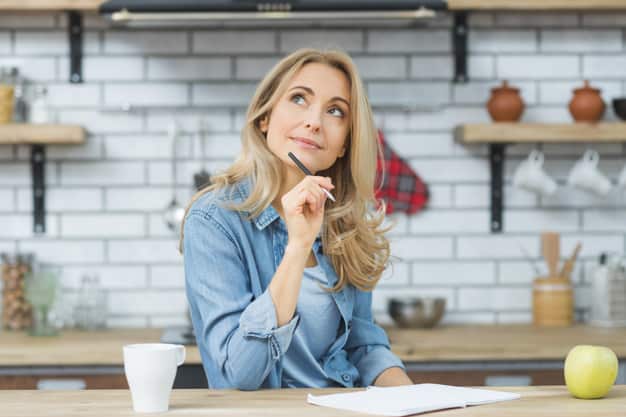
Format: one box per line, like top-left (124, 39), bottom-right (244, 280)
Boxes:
top-left (532, 277), bottom-right (573, 327)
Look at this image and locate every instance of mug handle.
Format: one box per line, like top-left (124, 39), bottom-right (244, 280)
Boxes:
top-left (583, 149), bottom-right (599, 166)
top-left (529, 149), bottom-right (544, 165)
top-left (176, 345), bottom-right (186, 366)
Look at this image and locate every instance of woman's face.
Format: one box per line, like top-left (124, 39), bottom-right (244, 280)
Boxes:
top-left (260, 62), bottom-right (351, 174)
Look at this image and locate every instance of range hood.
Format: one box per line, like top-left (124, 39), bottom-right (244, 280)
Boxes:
top-left (100, 0), bottom-right (448, 27)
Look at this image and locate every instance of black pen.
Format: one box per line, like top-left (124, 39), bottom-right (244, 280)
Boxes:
top-left (287, 152), bottom-right (336, 203)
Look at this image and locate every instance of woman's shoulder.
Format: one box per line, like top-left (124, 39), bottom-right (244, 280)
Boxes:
top-left (186, 180), bottom-right (248, 225)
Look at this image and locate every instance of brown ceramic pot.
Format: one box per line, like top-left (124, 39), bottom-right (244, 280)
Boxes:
top-left (487, 80), bottom-right (524, 122)
top-left (568, 80), bottom-right (605, 122)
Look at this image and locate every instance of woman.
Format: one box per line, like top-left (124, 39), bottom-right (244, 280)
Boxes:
top-left (180, 48), bottom-right (412, 390)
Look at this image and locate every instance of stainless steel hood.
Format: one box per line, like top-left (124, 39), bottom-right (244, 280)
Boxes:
top-left (100, 1), bottom-right (447, 27)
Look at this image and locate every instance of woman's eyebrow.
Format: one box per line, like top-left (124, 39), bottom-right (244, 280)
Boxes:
top-left (288, 85), bottom-right (350, 107)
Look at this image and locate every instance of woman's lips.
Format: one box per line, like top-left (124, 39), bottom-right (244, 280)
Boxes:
top-left (291, 137), bottom-right (321, 150)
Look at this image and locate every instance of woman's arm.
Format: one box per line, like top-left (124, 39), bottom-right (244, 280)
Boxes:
top-left (184, 212), bottom-right (301, 390)
top-left (373, 366), bottom-right (414, 387)
top-left (344, 289), bottom-right (409, 387)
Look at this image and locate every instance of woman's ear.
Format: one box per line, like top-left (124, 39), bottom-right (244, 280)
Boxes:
top-left (259, 116), bottom-right (269, 133)
top-left (337, 146), bottom-right (347, 158)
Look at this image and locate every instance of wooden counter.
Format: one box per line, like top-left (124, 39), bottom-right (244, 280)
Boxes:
top-left (1, 325), bottom-right (625, 367)
top-left (385, 324), bottom-right (626, 362)
top-left (1, 386), bottom-right (625, 417)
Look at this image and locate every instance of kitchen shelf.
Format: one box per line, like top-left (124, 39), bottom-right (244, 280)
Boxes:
top-left (0, 123), bottom-right (86, 235)
top-left (0, 124), bottom-right (85, 145)
top-left (456, 122), bottom-right (626, 144)
top-left (0, 0), bottom-right (103, 11)
top-left (448, 0), bottom-right (626, 10)
top-left (455, 122), bottom-right (626, 234)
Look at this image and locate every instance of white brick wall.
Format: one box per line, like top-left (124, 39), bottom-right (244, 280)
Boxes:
top-left (0, 12), bottom-right (625, 327)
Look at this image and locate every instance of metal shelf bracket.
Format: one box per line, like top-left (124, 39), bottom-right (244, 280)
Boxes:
top-left (453, 12), bottom-right (468, 83)
top-left (489, 144), bottom-right (506, 233)
top-left (31, 145), bottom-right (46, 234)
top-left (68, 11), bottom-right (83, 83)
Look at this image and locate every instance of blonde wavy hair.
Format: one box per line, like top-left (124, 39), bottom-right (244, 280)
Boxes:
top-left (179, 48), bottom-right (390, 292)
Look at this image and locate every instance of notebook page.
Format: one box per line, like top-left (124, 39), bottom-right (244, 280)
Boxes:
top-left (367, 384), bottom-right (521, 405)
top-left (307, 384), bottom-right (520, 416)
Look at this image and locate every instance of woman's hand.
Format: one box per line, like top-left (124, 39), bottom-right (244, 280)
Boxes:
top-left (281, 176), bottom-right (334, 250)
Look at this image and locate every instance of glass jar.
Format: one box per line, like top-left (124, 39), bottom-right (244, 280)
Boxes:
top-left (29, 85), bottom-right (49, 124)
top-left (24, 263), bottom-right (60, 337)
top-left (1, 253), bottom-right (34, 331)
top-left (74, 274), bottom-right (108, 331)
top-left (0, 67), bottom-right (17, 124)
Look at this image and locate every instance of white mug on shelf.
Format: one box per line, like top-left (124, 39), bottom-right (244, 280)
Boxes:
top-left (618, 164), bottom-right (626, 189)
top-left (123, 343), bottom-right (186, 413)
top-left (513, 150), bottom-right (558, 197)
top-left (567, 150), bottom-right (612, 196)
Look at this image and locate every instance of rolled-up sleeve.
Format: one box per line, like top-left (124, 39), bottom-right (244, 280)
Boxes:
top-left (344, 289), bottom-right (405, 387)
top-left (183, 211), bottom-right (299, 390)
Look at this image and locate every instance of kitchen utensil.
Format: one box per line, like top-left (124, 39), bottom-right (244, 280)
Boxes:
top-left (532, 276), bottom-right (573, 327)
top-left (559, 242), bottom-right (582, 280)
top-left (568, 80), bottom-right (605, 122)
top-left (612, 98), bottom-right (626, 121)
top-left (163, 120), bottom-right (186, 233)
top-left (486, 80), bottom-right (525, 122)
top-left (541, 232), bottom-right (560, 277)
top-left (388, 297), bottom-right (446, 328)
top-left (517, 241), bottom-right (543, 276)
top-left (590, 253), bottom-right (626, 327)
top-left (193, 119), bottom-right (211, 191)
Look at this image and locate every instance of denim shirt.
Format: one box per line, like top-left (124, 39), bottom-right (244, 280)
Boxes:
top-left (183, 177), bottom-right (405, 390)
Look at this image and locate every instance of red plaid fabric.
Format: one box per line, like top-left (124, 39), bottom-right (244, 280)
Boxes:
top-left (375, 130), bottom-right (429, 215)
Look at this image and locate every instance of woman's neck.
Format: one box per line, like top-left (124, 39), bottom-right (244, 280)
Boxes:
top-left (272, 165), bottom-right (306, 218)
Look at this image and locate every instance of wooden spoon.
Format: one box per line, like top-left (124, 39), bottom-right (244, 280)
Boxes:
top-left (541, 232), bottom-right (560, 278)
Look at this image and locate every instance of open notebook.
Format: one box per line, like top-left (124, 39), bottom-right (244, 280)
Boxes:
top-left (307, 383), bottom-right (521, 416)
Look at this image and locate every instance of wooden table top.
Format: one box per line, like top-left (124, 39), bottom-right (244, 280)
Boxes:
top-left (1, 325), bottom-right (625, 367)
top-left (0, 386), bottom-right (624, 416)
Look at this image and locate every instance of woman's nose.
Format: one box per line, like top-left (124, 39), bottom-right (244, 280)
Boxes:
top-left (304, 110), bottom-right (322, 132)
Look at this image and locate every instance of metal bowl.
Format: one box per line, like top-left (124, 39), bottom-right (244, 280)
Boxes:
top-left (388, 297), bottom-right (446, 328)
top-left (613, 98), bottom-right (626, 121)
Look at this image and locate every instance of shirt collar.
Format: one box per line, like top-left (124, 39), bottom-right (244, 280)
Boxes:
top-left (235, 176), bottom-right (280, 231)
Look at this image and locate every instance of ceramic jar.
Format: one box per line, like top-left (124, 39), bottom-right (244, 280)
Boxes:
top-left (569, 80), bottom-right (605, 122)
top-left (487, 80), bottom-right (525, 122)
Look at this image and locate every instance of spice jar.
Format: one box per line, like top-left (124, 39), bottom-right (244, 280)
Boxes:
top-left (486, 80), bottom-right (525, 122)
top-left (568, 80), bottom-right (605, 122)
top-left (0, 67), bottom-right (17, 124)
top-left (1, 253), bottom-right (34, 330)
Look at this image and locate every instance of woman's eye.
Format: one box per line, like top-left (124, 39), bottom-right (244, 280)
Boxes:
top-left (291, 94), bottom-right (306, 105)
top-left (329, 107), bottom-right (345, 118)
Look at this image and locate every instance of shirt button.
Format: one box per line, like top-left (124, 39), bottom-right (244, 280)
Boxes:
top-left (342, 374), bottom-right (351, 382)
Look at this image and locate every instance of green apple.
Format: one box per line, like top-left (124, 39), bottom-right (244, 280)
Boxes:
top-left (564, 345), bottom-right (618, 399)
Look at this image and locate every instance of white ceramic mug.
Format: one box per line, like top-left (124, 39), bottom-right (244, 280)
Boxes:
top-left (567, 150), bottom-right (612, 196)
top-left (513, 150), bottom-right (558, 196)
top-left (123, 343), bottom-right (185, 413)
top-left (618, 164), bottom-right (626, 189)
